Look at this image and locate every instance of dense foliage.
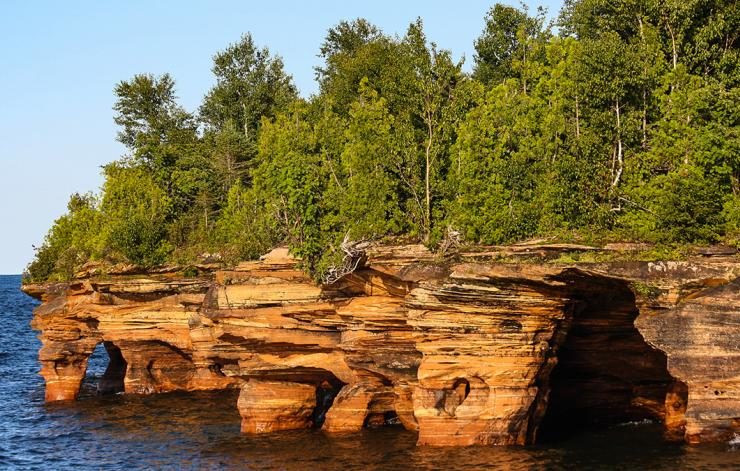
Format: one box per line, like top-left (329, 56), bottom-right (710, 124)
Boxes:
top-left (27, 1), bottom-right (740, 281)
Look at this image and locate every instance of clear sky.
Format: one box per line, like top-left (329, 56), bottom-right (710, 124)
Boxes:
top-left (0, 0), bottom-right (562, 274)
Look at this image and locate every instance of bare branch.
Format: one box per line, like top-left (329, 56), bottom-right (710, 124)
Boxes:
top-left (438, 225), bottom-right (463, 256)
top-left (322, 233), bottom-right (372, 284)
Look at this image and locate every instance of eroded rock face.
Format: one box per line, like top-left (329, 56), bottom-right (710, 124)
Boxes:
top-left (238, 381), bottom-right (318, 433)
top-left (637, 278), bottom-right (740, 443)
top-left (24, 246), bottom-right (740, 446)
top-left (536, 274), bottom-right (675, 440)
top-left (408, 265), bottom-right (573, 446)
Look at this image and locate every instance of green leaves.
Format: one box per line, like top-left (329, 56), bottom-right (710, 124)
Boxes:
top-left (251, 103), bottom-right (326, 264)
top-left (474, 3), bottom-right (550, 88)
top-left (448, 83), bottom-right (543, 243)
top-left (25, 193), bottom-right (104, 281)
top-left (113, 73), bottom-right (197, 167)
top-left (27, 4), bottom-right (740, 281)
top-left (212, 181), bottom-right (278, 262)
top-left (338, 81), bottom-right (404, 238)
top-left (200, 33), bottom-right (298, 139)
top-left (100, 164), bottom-right (173, 266)
top-left (619, 165), bottom-right (725, 243)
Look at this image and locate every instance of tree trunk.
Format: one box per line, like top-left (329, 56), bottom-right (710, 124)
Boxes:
top-left (575, 94), bottom-right (581, 139)
top-left (424, 117), bottom-right (432, 242)
top-left (522, 42), bottom-right (528, 96)
top-left (668, 23), bottom-right (678, 70)
top-left (642, 89), bottom-right (648, 148)
top-left (611, 98), bottom-right (623, 188)
top-left (639, 15), bottom-right (648, 148)
top-left (227, 152), bottom-right (234, 189)
top-left (666, 20), bottom-right (678, 95)
top-left (241, 102), bottom-right (250, 140)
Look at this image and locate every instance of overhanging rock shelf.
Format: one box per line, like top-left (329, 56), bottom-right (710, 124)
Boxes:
top-left (23, 245), bottom-right (740, 446)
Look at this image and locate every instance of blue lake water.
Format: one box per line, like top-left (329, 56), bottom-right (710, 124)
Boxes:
top-left (2, 274), bottom-right (739, 469)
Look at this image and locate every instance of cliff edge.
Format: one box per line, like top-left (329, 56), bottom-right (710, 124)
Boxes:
top-left (22, 245), bottom-right (740, 446)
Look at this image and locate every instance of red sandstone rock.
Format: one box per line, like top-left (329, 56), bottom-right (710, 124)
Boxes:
top-left (238, 380), bottom-right (317, 433)
top-left (23, 246), bottom-right (740, 447)
top-left (322, 381), bottom-right (397, 433)
top-left (637, 278), bottom-right (740, 444)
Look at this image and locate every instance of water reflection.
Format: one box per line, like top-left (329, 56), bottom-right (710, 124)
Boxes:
top-left (31, 390), bottom-right (740, 470)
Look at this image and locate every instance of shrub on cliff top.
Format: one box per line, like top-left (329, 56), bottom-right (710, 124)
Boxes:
top-left (100, 163), bottom-right (173, 266)
top-left (26, 193), bottom-right (104, 282)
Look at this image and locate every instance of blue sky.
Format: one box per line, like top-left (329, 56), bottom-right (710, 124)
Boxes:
top-left (0, 0), bottom-right (562, 274)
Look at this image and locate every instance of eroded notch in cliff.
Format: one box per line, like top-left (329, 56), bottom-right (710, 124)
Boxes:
top-left (237, 368), bottom-right (345, 433)
top-left (84, 341), bottom-right (127, 396)
top-left (313, 377), bottom-right (344, 427)
top-left (536, 270), bottom-right (683, 442)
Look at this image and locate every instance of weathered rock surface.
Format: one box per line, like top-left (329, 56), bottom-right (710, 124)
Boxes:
top-left (23, 246), bottom-right (740, 446)
top-left (637, 278), bottom-right (740, 444)
top-left (238, 380), bottom-right (318, 433)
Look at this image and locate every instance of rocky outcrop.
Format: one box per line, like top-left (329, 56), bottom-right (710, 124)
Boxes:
top-left (637, 278), bottom-right (740, 444)
top-left (23, 245), bottom-right (740, 446)
top-left (238, 380), bottom-right (318, 433)
top-left (28, 277), bottom-right (230, 401)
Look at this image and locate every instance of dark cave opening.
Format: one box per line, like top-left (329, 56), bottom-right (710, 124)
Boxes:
top-left (83, 341), bottom-right (127, 396)
top-left (364, 411), bottom-right (401, 428)
top-left (244, 367), bottom-right (346, 429)
top-left (433, 377), bottom-right (474, 416)
top-left (312, 378), bottom-right (343, 427)
top-left (97, 342), bottom-right (127, 395)
top-left (453, 378), bottom-right (471, 402)
top-left (536, 272), bottom-right (684, 443)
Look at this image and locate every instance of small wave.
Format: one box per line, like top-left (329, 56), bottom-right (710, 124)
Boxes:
top-left (617, 419), bottom-right (656, 427)
top-left (729, 433), bottom-right (740, 447)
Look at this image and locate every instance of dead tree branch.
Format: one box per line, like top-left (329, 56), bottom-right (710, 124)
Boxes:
top-left (322, 233), bottom-right (371, 285)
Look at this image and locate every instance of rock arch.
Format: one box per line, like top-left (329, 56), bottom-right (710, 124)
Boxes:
top-left (236, 367), bottom-right (345, 433)
top-left (90, 341), bottom-right (127, 395)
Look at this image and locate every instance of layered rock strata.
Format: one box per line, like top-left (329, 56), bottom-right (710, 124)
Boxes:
top-left (636, 278), bottom-right (740, 444)
top-left (23, 246), bottom-right (740, 446)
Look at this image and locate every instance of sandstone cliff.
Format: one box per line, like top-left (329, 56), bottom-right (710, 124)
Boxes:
top-left (23, 245), bottom-right (740, 446)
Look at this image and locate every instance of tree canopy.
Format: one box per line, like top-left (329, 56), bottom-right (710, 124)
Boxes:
top-left (27, 1), bottom-right (740, 282)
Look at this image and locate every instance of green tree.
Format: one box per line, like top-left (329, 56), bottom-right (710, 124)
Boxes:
top-left (206, 120), bottom-right (252, 192)
top-left (25, 193), bottom-right (103, 281)
top-left (100, 163), bottom-right (173, 266)
top-left (474, 3), bottom-right (549, 88)
top-left (403, 19), bottom-right (469, 241)
top-left (252, 104), bottom-right (326, 267)
top-left (200, 34), bottom-right (298, 142)
top-left (448, 82), bottom-right (543, 243)
top-left (335, 81), bottom-right (404, 238)
top-left (212, 181), bottom-right (279, 261)
top-left (113, 74), bottom-right (198, 176)
top-left (316, 19), bottom-right (416, 117)
top-left (113, 73), bottom-right (203, 220)
top-left (619, 165), bottom-right (725, 242)
top-left (318, 18), bottom-right (383, 74)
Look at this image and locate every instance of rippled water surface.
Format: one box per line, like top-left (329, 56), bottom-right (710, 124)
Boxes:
top-left (2, 274), bottom-right (740, 469)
